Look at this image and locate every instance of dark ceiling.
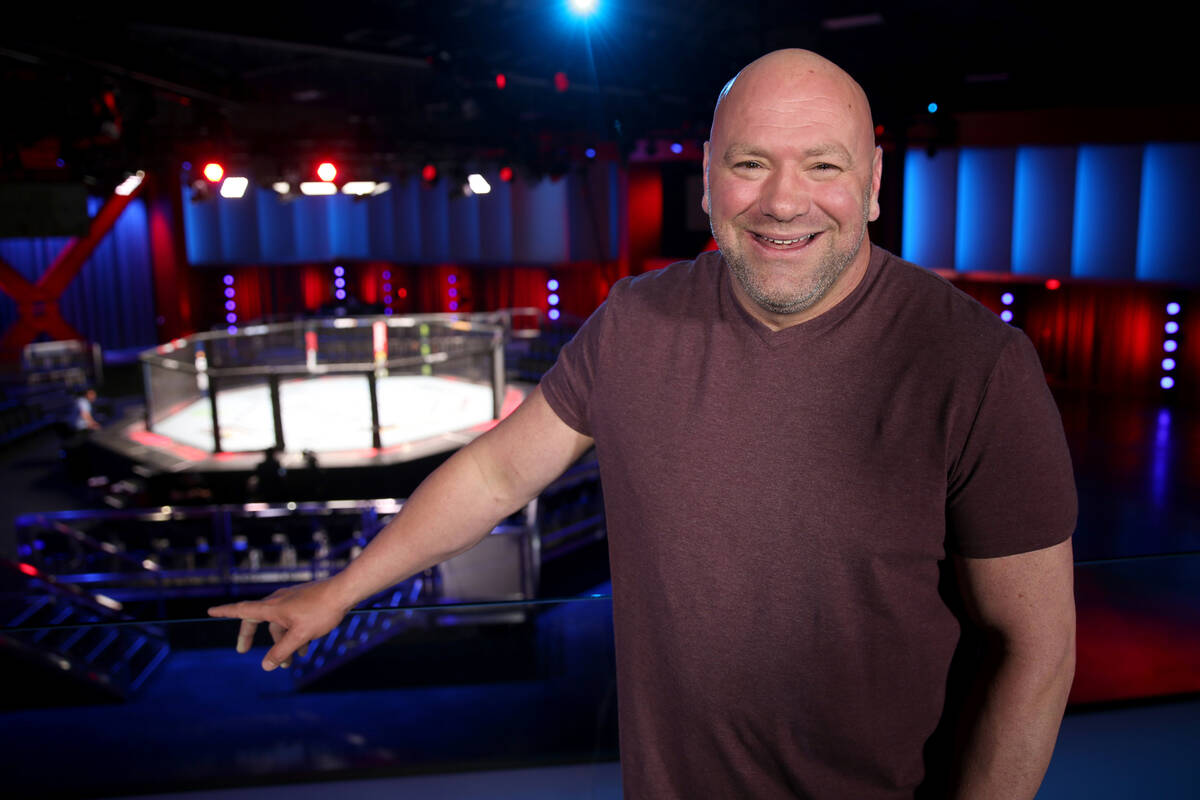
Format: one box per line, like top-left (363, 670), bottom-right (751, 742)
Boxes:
top-left (2, 0), bottom-right (1195, 186)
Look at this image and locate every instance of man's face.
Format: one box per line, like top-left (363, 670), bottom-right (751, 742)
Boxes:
top-left (703, 69), bottom-right (881, 328)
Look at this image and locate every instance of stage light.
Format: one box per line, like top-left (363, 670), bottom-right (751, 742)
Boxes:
top-left (220, 176), bottom-right (249, 198)
top-left (1000, 310), bottom-right (1013, 323)
top-left (227, 325), bottom-right (238, 334)
top-left (554, 71), bottom-right (569, 92)
top-left (382, 270), bottom-right (391, 280)
top-left (585, 147), bottom-right (597, 159)
top-left (467, 174), bottom-right (491, 194)
top-left (317, 161), bottom-right (337, 182)
top-left (342, 181), bottom-right (377, 196)
top-left (203, 162), bottom-right (224, 182)
top-left (549, 293), bottom-right (560, 306)
top-left (874, 125), bottom-right (885, 137)
top-left (372, 182), bottom-right (391, 196)
top-left (1163, 358), bottom-right (1176, 371)
top-left (927, 102), bottom-right (938, 113)
top-left (1001, 292), bottom-right (1014, 306)
top-left (549, 309), bottom-right (561, 321)
top-left (224, 287), bottom-right (236, 299)
top-left (334, 266), bottom-right (345, 277)
top-left (568, 0), bottom-right (598, 15)
top-left (1166, 321), bottom-right (1179, 334)
top-left (18, 562), bottom-right (37, 577)
top-left (1166, 302), bottom-right (1181, 315)
top-left (448, 288), bottom-right (458, 298)
top-left (335, 289), bottom-right (346, 300)
top-left (272, 181), bottom-right (291, 195)
top-left (670, 142), bottom-right (683, 155)
top-left (225, 300), bottom-right (236, 311)
top-left (1163, 340), bottom-right (1178, 353)
top-left (334, 278), bottom-right (345, 288)
top-left (449, 301), bottom-right (459, 311)
top-left (1161, 376), bottom-right (1175, 389)
top-left (300, 182), bottom-right (337, 195)
top-left (547, 279), bottom-right (559, 291)
top-left (181, 161), bottom-right (192, 172)
top-left (223, 274), bottom-right (234, 286)
top-left (226, 312), bottom-right (237, 324)
top-left (495, 73), bottom-right (507, 89)
top-left (114, 170), bottom-right (145, 196)
top-left (499, 166), bottom-right (514, 182)
top-left (448, 274), bottom-right (457, 285)
top-left (422, 164), bottom-right (438, 182)
top-left (1045, 278), bottom-right (1061, 290)
top-left (398, 288), bottom-right (408, 298)
top-left (383, 283), bottom-right (392, 293)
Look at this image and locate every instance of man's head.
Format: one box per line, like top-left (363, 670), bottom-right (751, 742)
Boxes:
top-left (703, 49), bottom-right (882, 329)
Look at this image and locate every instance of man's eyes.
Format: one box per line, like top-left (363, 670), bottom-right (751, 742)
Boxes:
top-left (734, 160), bottom-right (763, 169)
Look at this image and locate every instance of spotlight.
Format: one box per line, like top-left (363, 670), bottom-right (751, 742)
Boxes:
top-left (203, 162), bottom-right (224, 182)
top-left (670, 142), bottom-right (683, 155)
top-left (554, 71), bottom-right (570, 92)
top-left (585, 147), bottom-right (597, 159)
top-left (1001, 292), bottom-right (1014, 306)
top-left (219, 177), bottom-right (249, 198)
top-left (467, 174), bottom-right (491, 194)
top-left (499, 166), bottom-right (514, 182)
top-left (342, 181), bottom-right (378, 196)
top-left (272, 181), bottom-right (291, 194)
top-left (1166, 301), bottom-right (1181, 316)
top-left (1166, 321), bottom-right (1179, 334)
top-left (547, 279), bottom-right (559, 291)
top-left (1045, 278), bottom-right (1061, 290)
top-left (1161, 376), bottom-right (1175, 390)
top-left (422, 164), bottom-right (438, 182)
top-left (300, 182), bottom-right (337, 195)
top-left (568, 0), bottom-right (598, 15)
top-left (114, 170), bottom-right (145, 196)
top-left (317, 162), bottom-right (338, 182)
top-left (495, 73), bottom-right (507, 89)
top-left (927, 102), bottom-right (939, 113)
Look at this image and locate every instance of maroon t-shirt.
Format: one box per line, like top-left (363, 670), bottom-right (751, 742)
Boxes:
top-left (540, 246), bottom-right (1076, 799)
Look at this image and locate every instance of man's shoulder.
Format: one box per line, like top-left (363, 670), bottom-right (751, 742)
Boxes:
top-left (604, 250), bottom-right (723, 317)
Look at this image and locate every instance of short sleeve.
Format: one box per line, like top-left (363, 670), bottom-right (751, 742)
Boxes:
top-left (539, 279), bottom-right (626, 437)
top-left (946, 332), bottom-right (1077, 558)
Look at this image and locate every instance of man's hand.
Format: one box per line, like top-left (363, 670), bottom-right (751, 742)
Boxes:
top-left (208, 578), bottom-right (353, 671)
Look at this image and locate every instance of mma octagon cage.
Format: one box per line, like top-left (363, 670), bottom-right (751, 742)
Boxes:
top-left (139, 310), bottom-right (545, 456)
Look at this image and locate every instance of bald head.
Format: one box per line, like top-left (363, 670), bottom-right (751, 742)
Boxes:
top-left (711, 49), bottom-right (875, 162)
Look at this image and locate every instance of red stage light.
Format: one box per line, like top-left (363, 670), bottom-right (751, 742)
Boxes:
top-left (202, 162), bottom-right (224, 183)
top-left (495, 73), bottom-right (507, 89)
top-left (499, 166), bottom-right (514, 182)
top-left (422, 164), bottom-right (438, 182)
top-left (317, 162), bottom-right (337, 182)
top-left (875, 124), bottom-right (885, 136)
top-left (18, 562), bottom-right (38, 577)
top-left (554, 71), bottom-right (569, 92)
top-left (1045, 278), bottom-right (1062, 290)
top-left (398, 288), bottom-right (408, 298)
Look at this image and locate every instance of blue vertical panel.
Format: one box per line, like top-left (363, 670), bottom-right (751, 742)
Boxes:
top-left (419, 184), bottom-right (451, 262)
top-left (1072, 145), bottom-right (1141, 279)
top-left (512, 177), bottom-right (570, 264)
top-left (217, 191), bottom-right (260, 263)
top-left (366, 186), bottom-right (396, 259)
top-left (448, 192), bottom-right (482, 262)
top-left (902, 148), bottom-right (957, 270)
top-left (257, 189), bottom-right (297, 263)
top-left (181, 184), bottom-right (222, 265)
top-left (954, 148), bottom-right (1015, 273)
top-left (291, 195), bottom-right (332, 261)
top-left (479, 171), bottom-right (514, 262)
top-left (1136, 143), bottom-right (1200, 283)
top-left (1012, 146), bottom-right (1076, 276)
top-left (392, 178), bottom-right (423, 262)
top-left (329, 193), bottom-right (370, 259)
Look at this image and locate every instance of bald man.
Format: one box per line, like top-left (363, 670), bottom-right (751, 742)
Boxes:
top-left (212, 50), bottom-right (1077, 799)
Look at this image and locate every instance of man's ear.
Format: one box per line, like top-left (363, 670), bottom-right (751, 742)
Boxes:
top-left (868, 145), bottom-right (882, 222)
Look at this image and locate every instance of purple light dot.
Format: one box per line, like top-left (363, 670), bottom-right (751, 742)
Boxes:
top-left (382, 271), bottom-right (391, 280)
top-left (1161, 376), bottom-right (1175, 390)
top-left (223, 275), bottom-right (234, 286)
top-left (1162, 358), bottom-right (1176, 371)
top-left (548, 293), bottom-right (560, 306)
top-left (335, 289), bottom-right (346, 300)
top-left (384, 295), bottom-right (392, 303)
top-left (547, 279), bottom-right (559, 291)
top-left (585, 148), bottom-right (596, 159)
top-left (56, 158), bottom-right (65, 168)
top-left (447, 275), bottom-right (457, 285)
top-left (225, 300), bottom-right (236, 311)
top-left (548, 309), bottom-right (560, 321)
top-left (1166, 321), bottom-right (1179, 334)
top-left (182, 161), bottom-right (192, 171)
top-left (226, 312), bottom-right (237, 324)
top-left (448, 288), bottom-right (458, 298)
top-left (334, 277), bottom-right (345, 288)
top-left (227, 325), bottom-right (238, 334)
top-left (670, 142), bottom-right (683, 154)
top-left (1164, 340), bottom-right (1178, 353)
top-left (384, 307), bottom-right (393, 315)
top-left (224, 287), bottom-right (236, 298)
top-left (1000, 309), bottom-right (1013, 323)
top-left (1166, 302), bottom-right (1181, 316)
top-left (383, 283), bottom-right (392, 292)
top-left (334, 266), bottom-right (345, 277)
top-left (1001, 292), bottom-right (1014, 306)
top-left (448, 300), bottom-right (459, 311)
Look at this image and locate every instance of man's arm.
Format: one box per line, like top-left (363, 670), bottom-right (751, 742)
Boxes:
top-left (208, 385), bottom-right (593, 670)
top-left (950, 537), bottom-right (1076, 800)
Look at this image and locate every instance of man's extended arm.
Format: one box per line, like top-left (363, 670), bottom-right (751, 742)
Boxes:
top-left (950, 537), bottom-right (1076, 799)
top-left (208, 385), bottom-right (594, 670)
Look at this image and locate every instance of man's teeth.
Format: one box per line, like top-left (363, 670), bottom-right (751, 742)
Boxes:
top-left (758, 233), bottom-right (815, 245)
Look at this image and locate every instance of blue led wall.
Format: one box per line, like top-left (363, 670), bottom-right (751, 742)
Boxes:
top-left (182, 166), bottom-right (622, 267)
top-left (903, 142), bottom-right (1200, 284)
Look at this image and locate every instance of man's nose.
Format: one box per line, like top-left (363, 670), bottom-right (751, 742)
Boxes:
top-left (758, 167), bottom-right (812, 221)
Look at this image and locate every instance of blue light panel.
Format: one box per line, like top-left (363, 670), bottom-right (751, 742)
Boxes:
top-left (955, 147), bottom-right (1015, 273)
top-left (1072, 145), bottom-right (1142, 279)
top-left (902, 147), bottom-right (958, 270)
top-left (1012, 146), bottom-right (1075, 276)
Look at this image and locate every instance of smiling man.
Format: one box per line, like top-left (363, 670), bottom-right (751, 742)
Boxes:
top-left (212, 50), bottom-right (1077, 800)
